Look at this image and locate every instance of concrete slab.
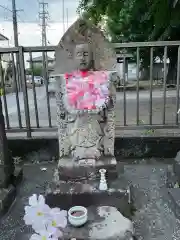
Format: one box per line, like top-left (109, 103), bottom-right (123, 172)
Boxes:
top-left (0, 185), bottom-right (16, 218)
top-left (45, 176), bottom-right (131, 218)
top-left (0, 162), bottom-right (180, 240)
top-left (168, 188), bottom-right (180, 220)
top-left (0, 166), bottom-right (23, 217)
top-left (64, 206), bottom-right (133, 240)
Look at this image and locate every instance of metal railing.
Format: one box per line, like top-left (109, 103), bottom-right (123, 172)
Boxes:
top-left (0, 42), bottom-right (179, 138)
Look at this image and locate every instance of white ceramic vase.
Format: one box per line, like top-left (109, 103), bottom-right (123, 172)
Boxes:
top-left (99, 168), bottom-right (108, 191)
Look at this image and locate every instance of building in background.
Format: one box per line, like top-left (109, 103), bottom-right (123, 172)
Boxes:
top-left (27, 55), bottom-right (55, 68)
top-left (0, 33), bottom-right (12, 89)
top-left (0, 33), bottom-right (10, 69)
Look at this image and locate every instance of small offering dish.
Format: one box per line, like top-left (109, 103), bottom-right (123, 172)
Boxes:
top-left (68, 206), bottom-right (88, 227)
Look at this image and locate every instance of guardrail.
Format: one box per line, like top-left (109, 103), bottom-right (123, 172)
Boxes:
top-left (0, 42), bottom-right (179, 138)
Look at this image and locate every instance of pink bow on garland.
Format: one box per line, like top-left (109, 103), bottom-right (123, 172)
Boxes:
top-left (64, 70), bottom-right (88, 80)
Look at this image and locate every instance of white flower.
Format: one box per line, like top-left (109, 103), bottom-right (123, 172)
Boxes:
top-left (29, 194), bottom-right (46, 207)
top-left (30, 232), bottom-right (54, 240)
top-left (23, 194), bottom-right (51, 228)
top-left (48, 208), bottom-right (68, 229)
top-left (30, 225), bottom-right (62, 240)
top-left (30, 232), bottom-right (56, 240)
top-left (24, 194), bottom-right (67, 240)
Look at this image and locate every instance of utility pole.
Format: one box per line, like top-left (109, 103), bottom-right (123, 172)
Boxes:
top-left (38, 1), bottom-right (51, 127)
top-left (12, 0), bottom-right (22, 91)
top-left (39, 1), bottom-right (48, 47)
top-left (62, 0), bottom-right (65, 34)
top-left (12, 0), bottom-right (19, 47)
top-left (66, 8), bottom-right (69, 30)
top-left (39, 1), bottom-right (48, 76)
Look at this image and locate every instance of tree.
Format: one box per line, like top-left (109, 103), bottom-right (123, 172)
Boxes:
top-left (78, 0), bottom-right (180, 83)
top-left (26, 66), bottom-right (43, 76)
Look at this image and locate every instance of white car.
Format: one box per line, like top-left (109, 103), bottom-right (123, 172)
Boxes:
top-left (26, 75), bottom-right (44, 85)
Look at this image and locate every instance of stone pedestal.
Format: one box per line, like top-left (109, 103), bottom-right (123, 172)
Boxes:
top-left (46, 174), bottom-right (130, 213)
top-left (16, 206), bottom-right (134, 240)
top-left (45, 168), bottom-right (133, 239)
top-left (0, 165), bottom-right (23, 217)
top-left (57, 157), bottom-right (123, 181)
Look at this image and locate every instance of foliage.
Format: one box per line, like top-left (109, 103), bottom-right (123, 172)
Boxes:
top-left (78, 0), bottom-right (180, 42)
top-left (78, 0), bottom-right (180, 82)
top-left (26, 66), bottom-right (43, 76)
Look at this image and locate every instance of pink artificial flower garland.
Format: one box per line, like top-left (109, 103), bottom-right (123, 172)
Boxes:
top-left (64, 70), bottom-right (109, 111)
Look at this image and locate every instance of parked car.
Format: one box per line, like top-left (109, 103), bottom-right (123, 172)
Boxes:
top-left (34, 76), bottom-right (44, 85)
top-left (26, 75), bottom-right (44, 85)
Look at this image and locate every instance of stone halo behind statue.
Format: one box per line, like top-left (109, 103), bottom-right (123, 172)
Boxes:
top-left (53, 17), bottom-right (117, 75)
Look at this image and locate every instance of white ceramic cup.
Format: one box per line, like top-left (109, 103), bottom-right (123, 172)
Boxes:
top-left (68, 206), bottom-right (88, 227)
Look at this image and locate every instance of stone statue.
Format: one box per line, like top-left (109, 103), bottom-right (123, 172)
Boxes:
top-left (53, 18), bottom-right (118, 166)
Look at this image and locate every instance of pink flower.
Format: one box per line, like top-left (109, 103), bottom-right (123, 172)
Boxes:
top-left (65, 71), bottom-right (109, 110)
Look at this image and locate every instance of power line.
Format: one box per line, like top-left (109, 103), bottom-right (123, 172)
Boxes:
top-left (0, 3), bottom-right (24, 22)
top-left (0, 19), bottom-right (74, 24)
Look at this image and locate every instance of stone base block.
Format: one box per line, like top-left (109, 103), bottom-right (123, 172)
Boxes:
top-left (15, 206), bottom-right (134, 240)
top-left (58, 156), bottom-right (123, 181)
top-left (168, 188), bottom-right (180, 220)
top-left (46, 176), bottom-right (131, 218)
top-left (0, 185), bottom-right (16, 217)
top-left (0, 165), bottom-right (23, 188)
top-left (13, 166), bottom-right (23, 186)
top-left (0, 166), bottom-right (14, 188)
top-left (0, 166), bottom-right (23, 217)
top-left (64, 206), bottom-right (134, 240)
top-left (15, 233), bottom-right (32, 240)
top-left (173, 152), bottom-right (180, 184)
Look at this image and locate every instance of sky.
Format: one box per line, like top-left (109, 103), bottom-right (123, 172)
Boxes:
top-left (0, 0), bottom-right (80, 46)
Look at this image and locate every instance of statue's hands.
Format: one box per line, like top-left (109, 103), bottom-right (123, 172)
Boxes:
top-left (110, 71), bottom-right (120, 87)
top-left (60, 112), bottom-right (66, 120)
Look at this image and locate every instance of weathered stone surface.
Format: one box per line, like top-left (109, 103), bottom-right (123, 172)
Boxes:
top-left (53, 17), bottom-right (119, 171)
top-left (1, 162), bottom-right (180, 240)
top-left (168, 188), bottom-right (180, 220)
top-left (57, 157), bottom-right (121, 181)
top-left (173, 150), bottom-right (180, 183)
top-left (0, 151), bottom-right (15, 188)
top-left (13, 166), bottom-right (23, 186)
top-left (45, 176), bottom-right (131, 218)
top-left (62, 206), bottom-right (133, 240)
top-left (53, 18), bottom-right (117, 75)
top-left (126, 164), bottom-right (180, 240)
top-left (56, 72), bottom-right (117, 164)
top-left (0, 166), bottom-right (23, 217)
top-left (0, 185), bottom-right (16, 217)
top-left (0, 165), bottom-right (23, 188)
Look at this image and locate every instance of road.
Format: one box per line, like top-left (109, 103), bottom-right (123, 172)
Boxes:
top-left (2, 86), bottom-right (180, 136)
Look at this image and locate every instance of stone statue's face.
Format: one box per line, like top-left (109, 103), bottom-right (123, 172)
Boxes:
top-left (75, 43), bottom-right (92, 71)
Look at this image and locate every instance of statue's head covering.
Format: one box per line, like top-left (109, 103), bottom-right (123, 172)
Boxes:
top-left (53, 17), bottom-right (116, 75)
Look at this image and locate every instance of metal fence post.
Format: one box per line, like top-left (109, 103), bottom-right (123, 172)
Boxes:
top-left (18, 46), bottom-right (31, 137)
